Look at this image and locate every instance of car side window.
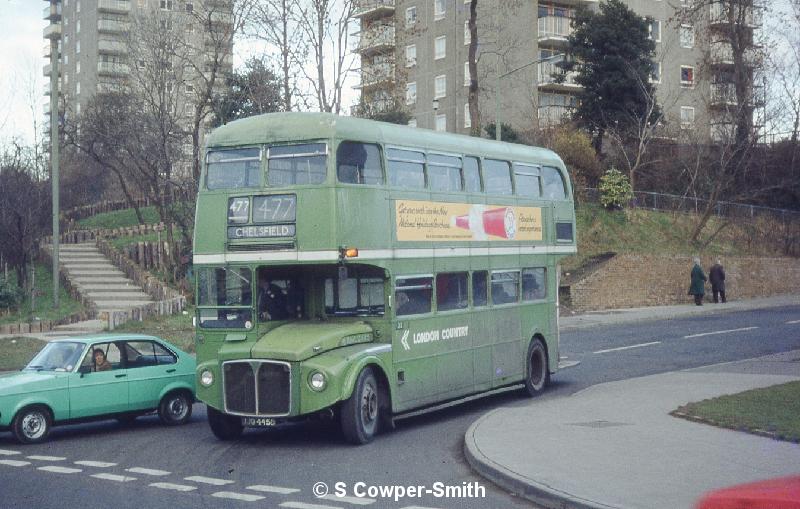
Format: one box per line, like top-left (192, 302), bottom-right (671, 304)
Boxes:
top-left (124, 341), bottom-right (158, 368)
top-left (82, 342), bottom-right (121, 371)
top-left (153, 343), bottom-right (177, 365)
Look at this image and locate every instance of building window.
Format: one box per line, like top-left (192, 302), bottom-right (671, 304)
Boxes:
top-left (76, 40), bottom-right (80, 54)
top-left (186, 1), bottom-right (193, 12)
top-left (464, 103), bottom-right (471, 128)
top-left (408, 118), bottom-right (417, 128)
top-left (435, 0), bottom-right (445, 20)
top-left (464, 61), bottom-right (470, 86)
top-left (650, 61), bottom-right (661, 83)
top-left (64, 53), bottom-right (69, 65)
top-left (76, 0), bottom-right (80, 13)
top-left (436, 114), bottom-right (447, 132)
top-left (680, 65), bottom-right (694, 87)
top-left (406, 44), bottom-right (416, 67)
top-left (160, 0), bottom-right (173, 9)
top-left (76, 19), bottom-right (80, 33)
top-left (680, 106), bottom-right (695, 129)
top-left (464, 20), bottom-right (471, 45)
top-left (186, 83), bottom-right (194, 93)
top-left (435, 36), bottom-right (446, 60)
top-left (76, 61), bottom-right (80, 74)
top-left (680, 24), bottom-right (694, 48)
top-left (434, 74), bottom-right (446, 99)
top-left (406, 82), bottom-right (417, 105)
top-left (648, 19), bottom-right (661, 42)
top-left (76, 82), bottom-right (80, 95)
top-left (405, 6), bottom-right (417, 27)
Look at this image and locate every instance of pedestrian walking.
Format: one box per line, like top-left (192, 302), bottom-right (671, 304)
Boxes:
top-left (688, 257), bottom-right (706, 306)
top-left (709, 259), bottom-right (726, 303)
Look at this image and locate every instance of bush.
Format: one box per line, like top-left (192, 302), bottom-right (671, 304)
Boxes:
top-left (599, 168), bottom-right (633, 210)
top-left (0, 277), bottom-right (23, 310)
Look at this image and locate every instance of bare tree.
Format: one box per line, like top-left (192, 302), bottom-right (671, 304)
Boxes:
top-left (467, 0), bottom-right (480, 135)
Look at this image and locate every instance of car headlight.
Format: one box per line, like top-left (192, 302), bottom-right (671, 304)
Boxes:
top-left (308, 371), bottom-right (326, 391)
top-left (200, 369), bottom-right (214, 387)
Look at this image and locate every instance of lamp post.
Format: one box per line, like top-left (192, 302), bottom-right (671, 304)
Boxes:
top-left (495, 53), bottom-right (564, 141)
top-left (47, 0), bottom-right (61, 308)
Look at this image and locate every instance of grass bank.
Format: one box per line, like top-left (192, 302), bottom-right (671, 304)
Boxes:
top-left (0, 337), bottom-right (45, 371)
top-left (112, 306), bottom-right (195, 353)
top-left (76, 206), bottom-right (161, 230)
top-left (672, 381), bottom-right (800, 443)
top-left (0, 264), bottom-right (86, 326)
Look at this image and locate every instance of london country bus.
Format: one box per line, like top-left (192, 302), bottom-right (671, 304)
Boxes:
top-left (192, 112), bottom-right (576, 444)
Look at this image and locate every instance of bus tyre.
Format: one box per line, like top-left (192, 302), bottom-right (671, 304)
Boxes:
top-left (159, 391), bottom-right (193, 426)
top-left (12, 405), bottom-right (52, 444)
top-left (341, 367), bottom-right (379, 445)
top-left (207, 405), bottom-right (243, 440)
top-left (523, 338), bottom-right (549, 397)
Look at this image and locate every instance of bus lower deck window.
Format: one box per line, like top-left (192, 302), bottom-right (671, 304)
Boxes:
top-left (395, 276), bottom-right (433, 315)
top-left (491, 271), bottom-right (520, 304)
top-left (522, 268), bottom-right (547, 301)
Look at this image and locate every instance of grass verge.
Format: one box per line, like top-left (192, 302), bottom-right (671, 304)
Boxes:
top-left (671, 381), bottom-right (800, 443)
top-left (0, 337), bottom-right (45, 371)
top-left (112, 306), bottom-right (195, 353)
top-left (76, 205), bottom-right (160, 230)
top-left (0, 264), bottom-right (86, 326)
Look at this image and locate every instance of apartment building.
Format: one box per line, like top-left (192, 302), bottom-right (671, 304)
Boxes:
top-left (354, 0), bottom-right (762, 141)
top-left (43, 0), bottom-right (233, 172)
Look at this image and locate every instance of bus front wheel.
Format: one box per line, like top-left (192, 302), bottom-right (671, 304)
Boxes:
top-left (207, 405), bottom-right (243, 440)
top-left (341, 367), bottom-right (379, 445)
top-left (523, 338), bottom-right (549, 397)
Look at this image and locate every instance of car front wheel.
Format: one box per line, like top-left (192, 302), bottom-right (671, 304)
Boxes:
top-left (12, 406), bottom-right (52, 444)
top-left (158, 391), bottom-right (193, 426)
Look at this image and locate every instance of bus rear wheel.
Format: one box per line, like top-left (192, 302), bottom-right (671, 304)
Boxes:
top-left (341, 367), bottom-right (379, 445)
top-left (207, 405), bottom-right (243, 440)
top-left (523, 338), bottom-right (549, 397)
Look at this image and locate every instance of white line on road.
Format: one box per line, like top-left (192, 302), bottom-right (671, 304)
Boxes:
top-left (127, 467), bottom-right (171, 476)
top-left (74, 461), bottom-right (117, 468)
top-left (593, 341), bottom-right (661, 354)
top-left (184, 475), bottom-right (235, 486)
top-left (684, 326), bottom-right (759, 339)
top-left (38, 466), bottom-right (83, 474)
top-left (280, 503), bottom-right (343, 509)
top-left (26, 455), bottom-right (66, 461)
top-left (0, 449), bottom-right (21, 456)
top-left (787, 320), bottom-right (800, 324)
top-left (320, 494), bottom-right (376, 505)
top-left (211, 492), bottom-right (265, 502)
top-left (246, 485), bottom-right (301, 495)
top-left (91, 473), bottom-right (138, 482)
top-left (0, 460), bottom-right (31, 467)
top-left (150, 482), bottom-right (198, 492)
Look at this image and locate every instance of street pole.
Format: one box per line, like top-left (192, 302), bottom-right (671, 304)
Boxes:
top-left (49, 0), bottom-right (60, 308)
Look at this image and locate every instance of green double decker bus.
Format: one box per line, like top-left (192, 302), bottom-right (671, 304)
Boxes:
top-left (193, 112), bottom-right (576, 444)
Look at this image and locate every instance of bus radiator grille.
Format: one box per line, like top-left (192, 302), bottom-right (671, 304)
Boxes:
top-left (257, 362), bottom-right (291, 415)
top-left (224, 362), bottom-right (257, 414)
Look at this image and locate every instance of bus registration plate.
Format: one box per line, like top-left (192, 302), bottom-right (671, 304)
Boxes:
top-left (242, 417), bottom-right (277, 427)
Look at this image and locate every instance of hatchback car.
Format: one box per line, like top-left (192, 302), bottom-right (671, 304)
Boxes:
top-left (0, 334), bottom-right (196, 444)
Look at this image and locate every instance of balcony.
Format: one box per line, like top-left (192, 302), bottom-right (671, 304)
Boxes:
top-left (43, 22), bottom-right (62, 40)
top-left (98, 0), bottom-right (130, 13)
top-left (43, 42), bottom-right (60, 58)
top-left (43, 3), bottom-right (62, 20)
top-left (98, 38), bottom-right (127, 54)
top-left (538, 62), bottom-right (581, 92)
top-left (538, 16), bottom-right (572, 47)
top-left (709, 2), bottom-right (762, 28)
top-left (43, 63), bottom-right (61, 77)
top-left (98, 18), bottom-right (129, 33)
top-left (97, 61), bottom-right (130, 76)
top-left (357, 62), bottom-right (395, 89)
top-left (357, 24), bottom-right (395, 56)
top-left (538, 105), bottom-right (573, 127)
top-left (710, 83), bottom-right (737, 108)
top-left (709, 41), bottom-right (761, 68)
top-left (354, 0), bottom-right (394, 21)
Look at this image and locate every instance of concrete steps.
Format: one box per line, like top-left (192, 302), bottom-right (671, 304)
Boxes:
top-left (58, 243), bottom-right (155, 315)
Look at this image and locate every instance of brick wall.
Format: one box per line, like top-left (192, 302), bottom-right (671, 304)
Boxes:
top-left (569, 255), bottom-right (800, 311)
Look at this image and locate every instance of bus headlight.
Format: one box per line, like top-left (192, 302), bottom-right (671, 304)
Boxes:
top-left (309, 371), bottom-right (326, 391)
top-left (200, 369), bottom-right (214, 387)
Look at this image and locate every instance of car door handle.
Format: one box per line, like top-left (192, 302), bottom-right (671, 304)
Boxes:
top-left (166, 369), bottom-right (176, 373)
top-left (115, 374), bottom-right (127, 378)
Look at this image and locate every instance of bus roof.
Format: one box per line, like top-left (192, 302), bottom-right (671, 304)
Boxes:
top-left (206, 112), bottom-right (565, 169)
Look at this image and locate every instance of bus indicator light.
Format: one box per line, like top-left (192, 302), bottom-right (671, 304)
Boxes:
top-left (343, 248), bottom-right (359, 258)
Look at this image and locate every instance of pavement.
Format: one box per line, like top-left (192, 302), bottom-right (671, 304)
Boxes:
top-left (466, 294), bottom-right (800, 509)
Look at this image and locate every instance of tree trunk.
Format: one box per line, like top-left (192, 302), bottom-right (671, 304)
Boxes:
top-left (468, 0), bottom-right (481, 136)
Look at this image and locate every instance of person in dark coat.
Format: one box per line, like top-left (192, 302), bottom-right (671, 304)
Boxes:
top-left (689, 257), bottom-right (707, 306)
top-left (709, 259), bottom-right (726, 303)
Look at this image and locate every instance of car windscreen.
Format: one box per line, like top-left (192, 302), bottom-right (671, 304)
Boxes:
top-left (24, 342), bottom-right (85, 372)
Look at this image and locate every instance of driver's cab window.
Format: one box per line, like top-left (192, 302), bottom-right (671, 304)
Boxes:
top-left (256, 267), bottom-right (305, 322)
top-left (81, 342), bottom-right (122, 372)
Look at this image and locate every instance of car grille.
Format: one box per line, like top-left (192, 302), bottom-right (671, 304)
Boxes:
top-left (223, 361), bottom-right (291, 416)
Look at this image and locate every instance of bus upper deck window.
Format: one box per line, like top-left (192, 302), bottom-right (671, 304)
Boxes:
top-left (387, 149), bottom-right (425, 189)
top-left (463, 157), bottom-right (481, 193)
top-left (206, 148), bottom-right (261, 190)
top-left (483, 159), bottom-right (513, 195)
top-left (428, 154), bottom-right (462, 192)
top-left (541, 166), bottom-right (567, 200)
top-left (513, 163), bottom-right (541, 198)
top-left (337, 142), bottom-right (384, 185)
top-left (268, 143), bottom-right (327, 187)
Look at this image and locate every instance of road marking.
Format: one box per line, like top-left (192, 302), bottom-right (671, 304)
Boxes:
top-left (38, 466), bottom-right (83, 474)
top-left (127, 467), bottom-right (171, 476)
top-left (75, 461), bottom-right (117, 468)
top-left (184, 475), bottom-right (235, 486)
top-left (91, 473), bottom-right (138, 482)
top-left (0, 449), bottom-right (21, 456)
top-left (684, 326), bottom-right (759, 339)
top-left (280, 503), bottom-right (343, 509)
top-left (787, 320), bottom-right (800, 324)
top-left (27, 455), bottom-right (66, 461)
top-left (593, 341), bottom-right (661, 354)
top-left (0, 460), bottom-right (31, 467)
top-left (211, 492), bottom-right (265, 502)
top-left (246, 485), bottom-right (301, 495)
top-left (320, 494), bottom-right (376, 505)
top-left (150, 482), bottom-right (198, 492)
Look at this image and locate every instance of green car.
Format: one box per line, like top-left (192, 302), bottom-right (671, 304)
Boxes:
top-left (0, 334), bottom-right (196, 444)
